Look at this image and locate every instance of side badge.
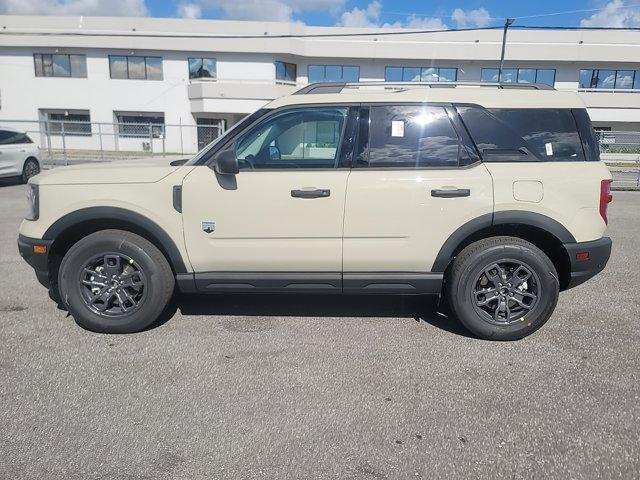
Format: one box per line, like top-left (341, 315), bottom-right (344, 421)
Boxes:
top-left (202, 221), bottom-right (216, 234)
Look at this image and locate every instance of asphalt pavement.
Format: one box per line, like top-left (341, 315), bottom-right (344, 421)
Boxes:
top-left (0, 180), bottom-right (638, 479)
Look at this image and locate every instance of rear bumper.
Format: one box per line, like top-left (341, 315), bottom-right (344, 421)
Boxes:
top-left (564, 237), bottom-right (612, 290)
top-left (18, 234), bottom-right (53, 289)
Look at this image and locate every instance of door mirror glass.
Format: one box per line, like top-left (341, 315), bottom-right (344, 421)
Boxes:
top-left (213, 149), bottom-right (239, 175)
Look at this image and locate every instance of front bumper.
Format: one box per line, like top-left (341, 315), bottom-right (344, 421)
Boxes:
top-left (564, 237), bottom-right (612, 290)
top-left (18, 234), bottom-right (54, 289)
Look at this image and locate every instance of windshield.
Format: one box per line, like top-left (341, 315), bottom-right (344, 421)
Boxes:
top-left (184, 109), bottom-right (271, 166)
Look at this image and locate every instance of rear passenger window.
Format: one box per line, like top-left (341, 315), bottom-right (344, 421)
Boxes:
top-left (457, 106), bottom-right (586, 162)
top-left (365, 105), bottom-right (461, 168)
top-left (0, 130), bottom-right (30, 145)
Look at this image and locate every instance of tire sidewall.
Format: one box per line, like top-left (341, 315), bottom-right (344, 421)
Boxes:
top-left (451, 243), bottom-right (559, 340)
top-left (59, 235), bottom-right (169, 333)
top-left (22, 158), bottom-right (39, 183)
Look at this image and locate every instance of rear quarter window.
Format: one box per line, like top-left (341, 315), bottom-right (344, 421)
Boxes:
top-left (457, 106), bottom-right (588, 162)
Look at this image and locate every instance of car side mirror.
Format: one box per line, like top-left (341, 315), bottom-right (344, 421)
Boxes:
top-left (213, 149), bottom-right (239, 175)
top-left (268, 145), bottom-right (281, 162)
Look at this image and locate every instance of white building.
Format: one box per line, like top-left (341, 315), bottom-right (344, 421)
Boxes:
top-left (1, 15), bottom-right (639, 154)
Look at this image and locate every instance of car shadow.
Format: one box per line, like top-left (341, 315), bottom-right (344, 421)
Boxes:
top-left (0, 177), bottom-right (23, 187)
top-left (150, 293), bottom-right (475, 338)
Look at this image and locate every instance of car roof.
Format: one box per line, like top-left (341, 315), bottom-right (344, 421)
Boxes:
top-left (0, 126), bottom-right (21, 133)
top-left (266, 84), bottom-right (585, 110)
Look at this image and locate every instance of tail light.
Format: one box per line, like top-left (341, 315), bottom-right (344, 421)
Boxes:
top-left (599, 179), bottom-right (613, 224)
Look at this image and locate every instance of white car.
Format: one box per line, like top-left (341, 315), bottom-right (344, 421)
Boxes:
top-left (0, 128), bottom-right (41, 183)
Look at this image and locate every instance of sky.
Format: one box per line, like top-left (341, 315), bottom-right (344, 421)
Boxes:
top-left (0, 0), bottom-right (639, 29)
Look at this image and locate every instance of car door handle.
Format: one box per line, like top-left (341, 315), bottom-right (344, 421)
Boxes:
top-left (431, 188), bottom-right (470, 198)
top-left (291, 188), bottom-right (330, 199)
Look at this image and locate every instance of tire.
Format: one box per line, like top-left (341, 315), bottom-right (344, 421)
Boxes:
top-left (21, 157), bottom-right (40, 183)
top-left (58, 229), bottom-right (175, 333)
top-left (447, 236), bottom-right (559, 341)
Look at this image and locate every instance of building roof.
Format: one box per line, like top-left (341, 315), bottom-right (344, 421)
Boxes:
top-left (1, 15), bottom-right (639, 63)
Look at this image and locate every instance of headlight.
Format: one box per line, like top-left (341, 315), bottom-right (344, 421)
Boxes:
top-left (25, 184), bottom-right (39, 221)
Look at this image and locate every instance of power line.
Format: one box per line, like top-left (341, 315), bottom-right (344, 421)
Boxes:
top-left (2, 24), bottom-right (640, 40)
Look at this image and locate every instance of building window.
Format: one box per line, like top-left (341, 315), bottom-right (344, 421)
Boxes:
top-left (34, 54), bottom-right (87, 78)
top-left (189, 58), bottom-right (216, 79)
top-left (580, 69), bottom-right (639, 89)
top-left (481, 68), bottom-right (556, 86)
top-left (115, 112), bottom-right (165, 138)
top-left (109, 55), bottom-right (163, 80)
top-left (308, 65), bottom-right (359, 83)
top-left (41, 110), bottom-right (92, 136)
top-left (384, 66), bottom-right (458, 82)
top-left (275, 61), bottom-right (297, 82)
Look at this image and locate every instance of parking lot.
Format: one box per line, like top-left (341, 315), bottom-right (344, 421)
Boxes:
top-left (0, 181), bottom-right (638, 479)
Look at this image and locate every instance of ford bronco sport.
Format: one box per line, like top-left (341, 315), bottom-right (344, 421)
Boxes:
top-left (18, 82), bottom-right (612, 340)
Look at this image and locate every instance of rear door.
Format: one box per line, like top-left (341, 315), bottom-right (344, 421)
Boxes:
top-left (343, 104), bottom-right (494, 282)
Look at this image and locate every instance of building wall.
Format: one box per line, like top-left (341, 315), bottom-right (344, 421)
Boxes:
top-left (1, 15), bottom-right (640, 154)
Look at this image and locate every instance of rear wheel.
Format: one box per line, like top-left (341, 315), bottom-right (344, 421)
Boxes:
top-left (58, 230), bottom-right (175, 333)
top-left (447, 236), bottom-right (559, 341)
top-left (21, 158), bottom-right (40, 183)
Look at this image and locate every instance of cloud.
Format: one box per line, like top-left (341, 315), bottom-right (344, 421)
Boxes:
top-left (338, 0), bottom-right (450, 30)
top-left (451, 7), bottom-right (491, 28)
top-left (0, 0), bottom-right (149, 16)
top-left (177, 2), bottom-right (201, 19)
top-left (338, 0), bottom-right (381, 27)
top-left (580, 0), bottom-right (640, 27)
top-left (180, 0), bottom-right (346, 23)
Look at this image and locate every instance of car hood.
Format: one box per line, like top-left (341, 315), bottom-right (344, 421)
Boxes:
top-left (32, 157), bottom-right (189, 185)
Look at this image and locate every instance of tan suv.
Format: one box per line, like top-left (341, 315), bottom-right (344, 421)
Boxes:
top-left (18, 82), bottom-right (613, 340)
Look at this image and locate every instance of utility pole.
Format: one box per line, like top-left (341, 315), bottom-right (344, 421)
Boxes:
top-left (498, 18), bottom-right (515, 83)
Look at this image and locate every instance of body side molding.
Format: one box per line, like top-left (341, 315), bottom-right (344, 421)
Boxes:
top-left (43, 206), bottom-right (189, 273)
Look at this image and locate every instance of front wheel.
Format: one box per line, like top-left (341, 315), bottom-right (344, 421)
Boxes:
top-left (58, 230), bottom-right (175, 333)
top-left (447, 236), bottom-right (559, 341)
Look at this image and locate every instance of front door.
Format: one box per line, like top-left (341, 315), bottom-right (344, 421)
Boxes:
top-left (181, 106), bottom-right (355, 290)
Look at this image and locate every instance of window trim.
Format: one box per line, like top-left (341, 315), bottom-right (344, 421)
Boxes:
top-left (34, 53), bottom-right (87, 78)
top-left (579, 68), bottom-right (639, 90)
top-left (480, 67), bottom-right (556, 86)
top-left (384, 66), bottom-right (459, 83)
top-left (354, 102), bottom-right (480, 171)
top-left (188, 57), bottom-right (217, 80)
top-left (275, 60), bottom-right (297, 83)
top-left (114, 112), bottom-right (165, 139)
top-left (307, 65), bottom-right (361, 83)
top-left (43, 111), bottom-right (92, 137)
top-left (108, 55), bottom-right (164, 80)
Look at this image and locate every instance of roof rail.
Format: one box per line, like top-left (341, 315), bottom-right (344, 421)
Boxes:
top-left (293, 81), bottom-right (556, 95)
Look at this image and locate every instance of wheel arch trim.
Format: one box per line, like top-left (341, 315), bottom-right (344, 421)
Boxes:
top-left (431, 211), bottom-right (576, 272)
top-left (43, 206), bottom-right (188, 274)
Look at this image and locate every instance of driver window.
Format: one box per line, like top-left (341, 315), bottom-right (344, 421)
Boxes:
top-left (235, 107), bottom-right (348, 169)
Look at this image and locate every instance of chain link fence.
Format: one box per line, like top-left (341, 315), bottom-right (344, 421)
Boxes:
top-left (1, 119), bottom-right (639, 189)
top-left (0, 119), bottom-right (225, 166)
top-left (595, 131), bottom-right (640, 190)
